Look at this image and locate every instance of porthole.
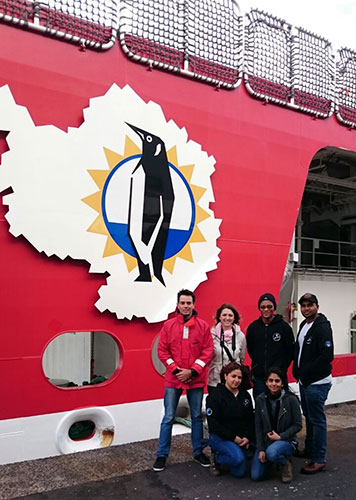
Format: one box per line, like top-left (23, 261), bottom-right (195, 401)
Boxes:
top-left (151, 335), bottom-right (165, 376)
top-left (43, 331), bottom-right (120, 388)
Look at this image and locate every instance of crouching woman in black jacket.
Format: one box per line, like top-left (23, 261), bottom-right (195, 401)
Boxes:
top-left (206, 361), bottom-right (254, 478)
top-left (251, 367), bottom-right (302, 483)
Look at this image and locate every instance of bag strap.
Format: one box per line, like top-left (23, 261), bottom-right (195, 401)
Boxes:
top-left (220, 326), bottom-right (236, 363)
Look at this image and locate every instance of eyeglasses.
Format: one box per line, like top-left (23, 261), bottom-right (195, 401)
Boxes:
top-left (260, 305), bottom-right (273, 310)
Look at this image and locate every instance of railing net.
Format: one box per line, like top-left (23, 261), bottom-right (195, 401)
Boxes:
top-left (120, 0), bottom-right (243, 88)
top-left (244, 10), bottom-right (292, 103)
top-left (0, 0), bottom-right (117, 47)
top-left (245, 10), bottom-right (335, 117)
top-left (292, 28), bottom-right (334, 116)
top-left (120, 0), bottom-right (185, 69)
top-left (336, 48), bottom-right (356, 127)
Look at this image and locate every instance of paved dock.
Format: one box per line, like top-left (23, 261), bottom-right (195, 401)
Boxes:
top-left (1, 403), bottom-right (356, 500)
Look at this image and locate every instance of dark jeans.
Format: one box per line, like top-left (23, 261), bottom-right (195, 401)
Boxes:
top-left (209, 433), bottom-right (248, 478)
top-left (251, 441), bottom-right (295, 480)
top-left (299, 382), bottom-right (331, 463)
top-left (157, 387), bottom-right (204, 457)
top-left (252, 376), bottom-right (266, 401)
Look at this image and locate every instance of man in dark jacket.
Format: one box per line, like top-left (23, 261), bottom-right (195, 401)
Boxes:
top-left (246, 293), bottom-right (295, 399)
top-left (293, 293), bottom-right (333, 474)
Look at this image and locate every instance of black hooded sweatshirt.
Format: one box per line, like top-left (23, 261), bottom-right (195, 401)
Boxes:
top-left (246, 314), bottom-right (295, 378)
top-left (293, 313), bottom-right (334, 386)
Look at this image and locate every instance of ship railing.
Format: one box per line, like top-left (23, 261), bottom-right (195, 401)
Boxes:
top-left (1, 1), bottom-right (356, 128)
top-left (295, 236), bottom-right (356, 272)
top-left (0, 0), bottom-right (118, 49)
top-left (119, 0), bottom-right (243, 89)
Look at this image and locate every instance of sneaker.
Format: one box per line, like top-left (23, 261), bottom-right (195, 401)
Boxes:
top-left (153, 456), bottom-right (166, 472)
top-left (194, 452), bottom-right (210, 467)
top-left (281, 459), bottom-right (293, 483)
top-left (209, 453), bottom-right (221, 476)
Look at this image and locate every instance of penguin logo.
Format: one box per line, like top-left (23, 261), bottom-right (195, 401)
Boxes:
top-left (126, 123), bottom-right (175, 285)
top-left (87, 124), bottom-right (204, 288)
top-left (0, 83), bottom-right (220, 321)
top-left (272, 332), bottom-right (281, 342)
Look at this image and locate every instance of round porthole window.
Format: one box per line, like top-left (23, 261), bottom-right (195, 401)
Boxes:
top-left (43, 331), bottom-right (120, 388)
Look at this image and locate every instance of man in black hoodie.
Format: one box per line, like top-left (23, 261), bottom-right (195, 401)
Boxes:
top-left (293, 293), bottom-right (333, 475)
top-left (246, 293), bottom-right (295, 400)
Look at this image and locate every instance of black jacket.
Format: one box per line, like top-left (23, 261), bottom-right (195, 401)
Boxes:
top-left (293, 313), bottom-right (334, 386)
top-left (255, 390), bottom-right (302, 452)
top-left (206, 384), bottom-right (254, 442)
top-left (246, 314), bottom-right (295, 378)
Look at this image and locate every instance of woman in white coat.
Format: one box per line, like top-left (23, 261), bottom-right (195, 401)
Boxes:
top-left (208, 303), bottom-right (247, 394)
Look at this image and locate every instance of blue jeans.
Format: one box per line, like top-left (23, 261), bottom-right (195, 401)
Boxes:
top-left (157, 387), bottom-right (204, 457)
top-left (299, 382), bottom-right (331, 463)
top-left (253, 376), bottom-right (266, 401)
top-left (209, 434), bottom-right (248, 478)
top-left (251, 441), bottom-right (295, 481)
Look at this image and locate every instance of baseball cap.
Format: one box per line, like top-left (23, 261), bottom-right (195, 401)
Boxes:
top-left (298, 293), bottom-right (318, 305)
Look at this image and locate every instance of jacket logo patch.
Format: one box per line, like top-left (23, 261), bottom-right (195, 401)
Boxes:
top-left (306, 337), bottom-right (312, 344)
top-left (325, 340), bottom-right (332, 348)
top-left (243, 399), bottom-right (250, 407)
top-left (206, 408), bottom-right (213, 416)
top-left (272, 333), bottom-right (281, 342)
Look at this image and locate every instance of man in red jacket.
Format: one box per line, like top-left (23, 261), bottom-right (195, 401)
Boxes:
top-left (153, 289), bottom-right (213, 472)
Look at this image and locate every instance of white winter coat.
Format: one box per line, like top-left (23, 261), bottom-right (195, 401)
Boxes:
top-left (207, 324), bottom-right (246, 387)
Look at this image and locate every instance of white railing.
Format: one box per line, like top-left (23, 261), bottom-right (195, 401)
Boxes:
top-left (1, 1), bottom-right (356, 126)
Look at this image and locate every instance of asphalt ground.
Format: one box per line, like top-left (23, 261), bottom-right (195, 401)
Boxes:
top-left (2, 403), bottom-right (356, 500)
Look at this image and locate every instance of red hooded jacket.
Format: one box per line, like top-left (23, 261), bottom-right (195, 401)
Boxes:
top-left (157, 312), bottom-right (213, 389)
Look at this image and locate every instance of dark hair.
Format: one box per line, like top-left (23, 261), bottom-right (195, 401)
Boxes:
top-left (177, 289), bottom-right (195, 303)
top-left (265, 366), bottom-right (290, 392)
top-left (215, 303), bottom-right (240, 325)
top-left (220, 361), bottom-right (251, 390)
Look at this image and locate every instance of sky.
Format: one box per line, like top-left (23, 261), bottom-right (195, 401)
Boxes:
top-left (240, 0), bottom-right (356, 50)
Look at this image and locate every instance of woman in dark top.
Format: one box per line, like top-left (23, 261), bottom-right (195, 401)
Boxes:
top-left (251, 367), bottom-right (302, 483)
top-left (206, 361), bottom-right (254, 478)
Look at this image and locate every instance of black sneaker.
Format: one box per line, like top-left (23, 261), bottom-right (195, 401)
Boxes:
top-left (153, 456), bottom-right (166, 472)
top-left (194, 452), bottom-right (210, 467)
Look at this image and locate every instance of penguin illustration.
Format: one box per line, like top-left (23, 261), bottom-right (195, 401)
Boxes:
top-left (126, 123), bottom-right (175, 285)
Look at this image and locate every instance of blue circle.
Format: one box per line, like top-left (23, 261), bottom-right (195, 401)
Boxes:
top-left (102, 155), bottom-right (196, 259)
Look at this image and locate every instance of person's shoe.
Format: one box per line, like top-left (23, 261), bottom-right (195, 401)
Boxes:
top-left (209, 453), bottom-right (221, 476)
top-left (153, 456), bottom-right (166, 472)
top-left (280, 459), bottom-right (293, 483)
top-left (300, 462), bottom-right (326, 474)
top-left (194, 452), bottom-right (210, 467)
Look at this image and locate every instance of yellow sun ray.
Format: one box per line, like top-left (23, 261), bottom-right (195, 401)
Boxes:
top-left (82, 191), bottom-right (102, 213)
top-left (124, 136), bottom-right (141, 158)
top-left (177, 244), bottom-right (194, 263)
top-left (163, 256), bottom-right (177, 274)
top-left (196, 205), bottom-right (210, 224)
top-left (190, 226), bottom-right (206, 243)
top-left (123, 253), bottom-right (138, 272)
top-left (190, 185), bottom-right (207, 203)
top-left (103, 147), bottom-right (125, 170)
top-left (87, 215), bottom-right (108, 235)
top-left (88, 169), bottom-right (111, 190)
top-left (103, 235), bottom-right (123, 258)
top-left (178, 164), bottom-right (194, 183)
top-left (167, 146), bottom-right (178, 166)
